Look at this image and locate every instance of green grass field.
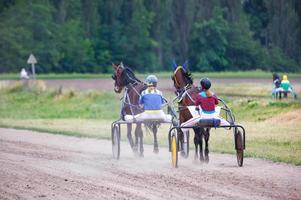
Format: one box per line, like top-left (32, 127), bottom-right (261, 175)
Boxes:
top-left (1, 70), bottom-right (301, 80)
top-left (0, 80), bottom-right (301, 165)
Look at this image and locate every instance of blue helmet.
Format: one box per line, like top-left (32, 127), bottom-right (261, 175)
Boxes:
top-left (146, 75), bottom-right (158, 86)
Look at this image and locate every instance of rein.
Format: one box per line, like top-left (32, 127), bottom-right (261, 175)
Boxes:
top-left (120, 69), bottom-right (146, 115)
top-left (172, 67), bottom-right (200, 113)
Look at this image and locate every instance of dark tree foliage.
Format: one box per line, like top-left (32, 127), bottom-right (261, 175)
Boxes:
top-left (0, 0), bottom-right (300, 73)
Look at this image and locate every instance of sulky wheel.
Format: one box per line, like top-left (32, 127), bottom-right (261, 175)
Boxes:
top-left (112, 124), bottom-right (120, 160)
top-left (235, 130), bottom-right (244, 167)
top-left (171, 131), bottom-right (178, 168)
top-left (181, 131), bottom-right (189, 158)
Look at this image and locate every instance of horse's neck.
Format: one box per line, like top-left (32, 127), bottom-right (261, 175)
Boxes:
top-left (123, 69), bottom-right (141, 86)
top-left (123, 82), bottom-right (146, 115)
top-left (126, 82), bottom-right (145, 95)
top-left (180, 85), bottom-right (200, 106)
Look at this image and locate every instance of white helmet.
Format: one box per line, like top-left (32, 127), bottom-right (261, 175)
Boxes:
top-left (146, 75), bottom-right (158, 86)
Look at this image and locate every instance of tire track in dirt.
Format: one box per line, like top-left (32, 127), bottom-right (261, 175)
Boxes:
top-left (0, 128), bottom-right (300, 200)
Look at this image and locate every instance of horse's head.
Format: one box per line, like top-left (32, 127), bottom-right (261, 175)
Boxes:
top-left (171, 60), bottom-right (193, 93)
top-left (112, 62), bottom-right (142, 93)
top-left (112, 62), bottom-right (125, 93)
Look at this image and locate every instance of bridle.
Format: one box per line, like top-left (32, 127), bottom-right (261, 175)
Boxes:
top-left (112, 64), bottom-right (124, 91)
top-left (172, 66), bottom-right (192, 96)
top-left (112, 65), bottom-right (145, 115)
top-left (172, 66), bottom-right (185, 88)
top-left (172, 66), bottom-right (197, 110)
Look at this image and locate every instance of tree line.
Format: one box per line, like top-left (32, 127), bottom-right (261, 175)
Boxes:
top-left (0, 0), bottom-right (300, 73)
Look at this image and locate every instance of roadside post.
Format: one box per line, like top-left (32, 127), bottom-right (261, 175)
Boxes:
top-left (27, 54), bottom-right (37, 79)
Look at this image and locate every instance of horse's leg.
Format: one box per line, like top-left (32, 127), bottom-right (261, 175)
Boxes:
top-left (134, 125), bottom-right (139, 155)
top-left (136, 123), bottom-right (144, 157)
top-left (194, 134), bottom-right (198, 160)
top-left (198, 128), bottom-right (204, 162)
top-left (127, 123), bottom-right (135, 152)
top-left (204, 128), bottom-right (210, 163)
top-left (193, 128), bottom-right (203, 161)
top-left (178, 130), bottom-right (184, 156)
top-left (153, 125), bottom-right (159, 154)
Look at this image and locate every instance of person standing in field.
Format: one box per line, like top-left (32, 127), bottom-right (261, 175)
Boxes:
top-left (20, 68), bottom-right (29, 80)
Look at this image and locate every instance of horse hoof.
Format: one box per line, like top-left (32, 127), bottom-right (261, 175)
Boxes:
top-left (153, 148), bottom-right (159, 154)
top-left (139, 152), bottom-right (144, 157)
top-left (205, 157), bottom-right (209, 163)
top-left (132, 146), bottom-right (138, 153)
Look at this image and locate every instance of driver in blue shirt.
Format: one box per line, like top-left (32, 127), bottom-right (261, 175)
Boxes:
top-left (136, 75), bottom-right (170, 121)
top-left (139, 75), bottom-right (164, 110)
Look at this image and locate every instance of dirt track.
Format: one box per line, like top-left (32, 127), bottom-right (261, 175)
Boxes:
top-left (2, 77), bottom-right (300, 92)
top-left (1, 128), bottom-right (300, 200)
top-left (43, 78), bottom-right (301, 92)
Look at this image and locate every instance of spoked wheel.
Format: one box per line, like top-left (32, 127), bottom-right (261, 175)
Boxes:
top-left (235, 130), bottom-right (244, 167)
top-left (112, 124), bottom-right (120, 160)
top-left (181, 131), bottom-right (189, 158)
top-left (171, 131), bottom-right (178, 168)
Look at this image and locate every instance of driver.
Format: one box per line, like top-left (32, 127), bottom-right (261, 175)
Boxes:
top-left (139, 75), bottom-right (164, 111)
top-left (136, 75), bottom-right (169, 121)
top-left (195, 77), bottom-right (219, 115)
top-left (181, 77), bottom-right (229, 131)
top-left (280, 74), bottom-right (292, 92)
top-left (124, 75), bottom-right (171, 122)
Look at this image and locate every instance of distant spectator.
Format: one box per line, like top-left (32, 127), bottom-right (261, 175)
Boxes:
top-left (20, 68), bottom-right (29, 80)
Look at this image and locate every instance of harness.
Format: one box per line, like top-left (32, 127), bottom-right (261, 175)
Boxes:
top-left (121, 82), bottom-right (144, 116)
top-left (177, 85), bottom-right (195, 103)
top-left (172, 67), bottom-right (200, 113)
top-left (173, 66), bottom-right (185, 88)
top-left (173, 66), bottom-right (193, 96)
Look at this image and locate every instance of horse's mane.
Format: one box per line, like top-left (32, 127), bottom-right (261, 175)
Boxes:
top-left (183, 69), bottom-right (193, 86)
top-left (122, 67), bottom-right (143, 85)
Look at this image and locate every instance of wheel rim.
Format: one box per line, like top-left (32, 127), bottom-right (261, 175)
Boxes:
top-left (235, 130), bottom-right (244, 167)
top-left (171, 134), bottom-right (178, 168)
top-left (112, 126), bottom-right (120, 159)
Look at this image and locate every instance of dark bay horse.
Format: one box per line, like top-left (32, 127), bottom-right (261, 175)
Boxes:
top-left (112, 62), bottom-right (160, 156)
top-left (171, 61), bottom-right (210, 162)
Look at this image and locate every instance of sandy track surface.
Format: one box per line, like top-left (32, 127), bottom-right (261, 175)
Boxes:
top-left (1, 128), bottom-right (300, 200)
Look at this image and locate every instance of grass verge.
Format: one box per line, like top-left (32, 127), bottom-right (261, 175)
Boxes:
top-left (1, 70), bottom-right (301, 80)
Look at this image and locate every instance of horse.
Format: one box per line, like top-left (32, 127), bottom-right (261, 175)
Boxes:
top-left (171, 61), bottom-right (210, 162)
top-left (111, 62), bottom-right (160, 157)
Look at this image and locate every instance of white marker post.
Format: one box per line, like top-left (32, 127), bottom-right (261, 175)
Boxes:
top-left (27, 54), bottom-right (37, 79)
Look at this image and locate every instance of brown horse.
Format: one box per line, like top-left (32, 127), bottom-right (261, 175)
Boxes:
top-left (171, 61), bottom-right (210, 162)
top-left (112, 62), bottom-right (160, 156)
